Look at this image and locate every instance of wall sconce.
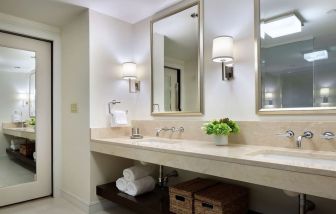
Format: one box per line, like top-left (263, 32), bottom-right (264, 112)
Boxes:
top-left (212, 36), bottom-right (234, 81)
top-left (122, 62), bottom-right (140, 93)
top-left (17, 93), bottom-right (29, 106)
top-left (265, 92), bottom-right (274, 106)
top-left (320, 88), bottom-right (330, 103)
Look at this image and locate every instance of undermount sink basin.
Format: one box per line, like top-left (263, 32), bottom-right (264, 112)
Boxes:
top-left (135, 138), bottom-right (178, 144)
top-left (247, 150), bottom-right (336, 168)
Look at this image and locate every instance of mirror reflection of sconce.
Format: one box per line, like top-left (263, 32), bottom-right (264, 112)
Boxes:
top-left (212, 36), bottom-right (234, 81)
top-left (265, 92), bottom-right (274, 107)
top-left (17, 93), bottom-right (29, 106)
top-left (122, 62), bottom-right (140, 93)
top-left (320, 88), bottom-right (330, 103)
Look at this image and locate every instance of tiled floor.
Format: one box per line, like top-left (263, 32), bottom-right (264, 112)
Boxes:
top-left (0, 155), bottom-right (35, 188)
top-left (0, 197), bottom-right (135, 214)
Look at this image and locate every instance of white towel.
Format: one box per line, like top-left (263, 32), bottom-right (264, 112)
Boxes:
top-left (123, 165), bottom-right (153, 181)
top-left (111, 110), bottom-right (128, 127)
top-left (125, 176), bottom-right (156, 196)
top-left (116, 177), bottom-right (128, 192)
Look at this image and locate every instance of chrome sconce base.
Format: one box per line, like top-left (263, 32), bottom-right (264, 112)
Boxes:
top-left (221, 62), bottom-right (234, 81)
top-left (129, 79), bottom-right (140, 93)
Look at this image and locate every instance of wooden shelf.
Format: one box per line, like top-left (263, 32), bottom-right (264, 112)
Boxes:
top-left (96, 182), bottom-right (171, 214)
top-left (97, 182), bottom-right (262, 214)
top-left (6, 148), bottom-right (36, 173)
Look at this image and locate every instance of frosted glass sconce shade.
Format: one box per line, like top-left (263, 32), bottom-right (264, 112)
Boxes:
top-left (265, 92), bottom-right (274, 100)
top-left (121, 62), bottom-right (140, 93)
top-left (212, 36), bottom-right (234, 63)
top-left (320, 88), bottom-right (330, 97)
top-left (122, 62), bottom-right (137, 80)
top-left (320, 88), bottom-right (330, 103)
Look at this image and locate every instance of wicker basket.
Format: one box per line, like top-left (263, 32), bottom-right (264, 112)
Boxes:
top-left (169, 178), bottom-right (218, 214)
top-left (194, 183), bottom-right (248, 214)
top-left (20, 143), bottom-right (35, 157)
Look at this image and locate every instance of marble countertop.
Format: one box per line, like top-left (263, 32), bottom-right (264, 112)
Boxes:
top-left (2, 127), bottom-right (36, 140)
top-left (3, 127), bottom-right (35, 133)
top-left (91, 136), bottom-right (336, 178)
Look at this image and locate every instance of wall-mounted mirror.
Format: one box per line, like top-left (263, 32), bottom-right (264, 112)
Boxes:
top-left (256, 0), bottom-right (336, 114)
top-left (151, 1), bottom-right (203, 116)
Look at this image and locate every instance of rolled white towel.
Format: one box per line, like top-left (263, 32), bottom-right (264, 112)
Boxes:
top-left (116, 177), bottom-right (128, 192)
top-left (125, 176), bottom-right (156, 196)
top-left (123, 165), bottom-right (153, 181)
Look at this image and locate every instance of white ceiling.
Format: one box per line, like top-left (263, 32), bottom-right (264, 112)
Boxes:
top-left (56, 0), bottom-right (182, 24)
top-left (0, 0), bottom-right (182, 27)
top-left (0, 0), bottom-right (85, 27)
top-left (0, 46), bottom-right (35, 73)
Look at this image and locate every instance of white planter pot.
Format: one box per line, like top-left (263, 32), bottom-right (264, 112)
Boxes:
top-left (213, 135), bottom-right (229, 146)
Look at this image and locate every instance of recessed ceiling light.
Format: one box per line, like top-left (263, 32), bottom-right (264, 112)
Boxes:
top-left (304, 50), bottom-right (328, 62)
top-left (263, 14), bottom-right (302, 38)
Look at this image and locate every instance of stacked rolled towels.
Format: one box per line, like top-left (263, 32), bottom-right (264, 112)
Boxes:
top-left (116, 165), bottom-right (155, 196)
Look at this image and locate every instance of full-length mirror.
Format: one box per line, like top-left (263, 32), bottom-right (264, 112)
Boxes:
top-left (151, 2), bottom-right (203, 115)
top-left (0, 46), bottom-right (36, 188)
top-left (257, 0), bottom-right (336, 114)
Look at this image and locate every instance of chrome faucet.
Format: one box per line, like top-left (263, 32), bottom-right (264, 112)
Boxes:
top-left (155, 126), bottom-right (184, 137)
top-left (156, 127), bottom-right (176, 137)
top-left (296, 131), bottom-right (313, 148)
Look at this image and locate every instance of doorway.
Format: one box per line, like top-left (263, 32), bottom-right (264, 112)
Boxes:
top-left (164, 66), bottom-right (181, 111)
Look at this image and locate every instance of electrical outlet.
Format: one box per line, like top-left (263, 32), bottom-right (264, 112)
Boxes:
top-left (71, 103), bottom-right (78, 113)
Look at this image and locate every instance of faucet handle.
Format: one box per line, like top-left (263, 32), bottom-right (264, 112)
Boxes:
top-left (321, 132), bottom-right (335, 140)
top-left (173, 127), bottom-right (184, 133)
top-left (277, 130), bottom-right (295, 138)
top-left (303, 131), bottom-right (314, 139)
top-left (178, 127), bottom-right (184, 133)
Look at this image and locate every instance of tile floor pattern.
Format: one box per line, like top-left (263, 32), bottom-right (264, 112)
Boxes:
top-left (0, 197), bottom-right (136, 214)
top-left (0, 156), bottom-right (35, 187)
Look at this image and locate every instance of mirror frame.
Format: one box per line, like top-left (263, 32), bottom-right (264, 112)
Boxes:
top-left (150, 1), bottom-right (204, 116)
top-left (255, 0), bottom-right (336, 115)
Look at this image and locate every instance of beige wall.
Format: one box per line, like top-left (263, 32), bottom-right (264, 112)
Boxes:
top-left (88, 10), bottom-right (136, 203)
top-left (61, 10), bottom-right (91, 204)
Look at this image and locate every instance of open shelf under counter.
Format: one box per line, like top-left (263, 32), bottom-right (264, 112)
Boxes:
top-left (96, 182), bottom-right (261, 214)
top-left (96, 182), bottom-right (171, 214)
top-left (6, 148), bottom-right (36, 172)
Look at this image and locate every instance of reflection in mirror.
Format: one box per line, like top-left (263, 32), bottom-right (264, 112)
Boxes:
top-left (258, 0), bottom-right (336, 113)
top-left (0, 46), bottom-right (36, 188)
top-left (151, 3), bottom-right (202, 115)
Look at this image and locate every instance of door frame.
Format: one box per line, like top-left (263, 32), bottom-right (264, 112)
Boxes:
top-left (0, 29), bottom-right (54, 201)
top-left (164, 66), bottom-right (181, 111)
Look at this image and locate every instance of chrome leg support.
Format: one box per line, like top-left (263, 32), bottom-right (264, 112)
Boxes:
top-left (299, 193), bottom-right (315, 214)
top-left (158, 165), bottom-right (164, 187)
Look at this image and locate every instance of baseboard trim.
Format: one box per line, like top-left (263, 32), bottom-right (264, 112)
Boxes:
top-left (61, 190), bottom-right (116, 214)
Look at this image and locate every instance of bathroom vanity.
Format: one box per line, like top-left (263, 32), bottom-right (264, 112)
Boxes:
top-left (2, 124), bottom-right (36, 172)
top-left (91, 136), bottom-right (336, 201)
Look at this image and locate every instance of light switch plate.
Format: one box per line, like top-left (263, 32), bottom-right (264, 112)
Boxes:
top-left (71, 103), bottom-right (78, 113)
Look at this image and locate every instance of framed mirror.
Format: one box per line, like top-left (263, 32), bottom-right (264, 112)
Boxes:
top-left (151, 1), bottom-right (203, 116)
top-left (256, 0), bottom-right (336, 114)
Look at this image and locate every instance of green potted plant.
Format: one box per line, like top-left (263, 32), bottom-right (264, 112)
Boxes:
top-left (27, 117), bottom-right (36, 130)
top-left (202, 118), bottom-right (240, 146)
